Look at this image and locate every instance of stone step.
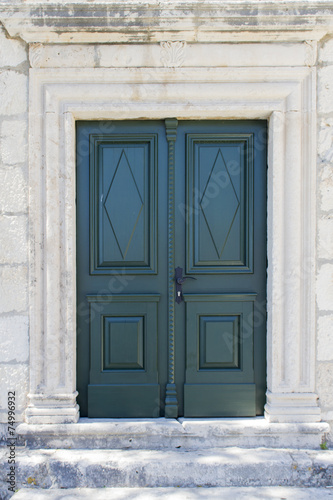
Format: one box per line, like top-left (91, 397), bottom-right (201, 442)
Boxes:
top-left (1, 447), bottom-right (333, 499)
top-left (16, 418), bottom-right (330, 450)
top-left (11, 486), bottom-right (333, 499)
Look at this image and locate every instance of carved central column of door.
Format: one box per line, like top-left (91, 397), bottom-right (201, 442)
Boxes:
top-left (164, 118), bottom-right (179, 418)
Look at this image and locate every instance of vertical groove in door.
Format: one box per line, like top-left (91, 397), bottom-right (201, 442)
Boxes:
top-left (164, 118), bottom-right (179, 418)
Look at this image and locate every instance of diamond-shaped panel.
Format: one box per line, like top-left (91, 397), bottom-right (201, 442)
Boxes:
top-left (104, 151), bottom-right (143, 259)
top-left (200, 149), bottom-right (240, 259)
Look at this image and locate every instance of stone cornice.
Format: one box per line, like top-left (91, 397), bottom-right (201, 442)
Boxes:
top-left (1, 1), bottom-right (333, 43)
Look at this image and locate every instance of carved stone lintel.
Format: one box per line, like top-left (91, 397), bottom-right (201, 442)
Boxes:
top-left (160, 41), bottom-right (186, 68)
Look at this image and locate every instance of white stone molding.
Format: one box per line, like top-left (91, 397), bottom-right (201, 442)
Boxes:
top-left (27, 63), bottom-right (319, 424)
top-left (1, 1), bottom-right (333, 43)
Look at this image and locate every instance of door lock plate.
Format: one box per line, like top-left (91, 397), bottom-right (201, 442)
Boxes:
top-left (175, 266), bottom-right (197, 303)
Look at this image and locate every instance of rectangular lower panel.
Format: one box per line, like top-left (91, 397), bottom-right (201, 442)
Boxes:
top-left (87, 294), bottom-right (159, 385)
top-left (88, 384), bottom-right (160, 418)
top-left (184, 294), bottom-right (256, 385)
top-left (184, 383), bottom-right (256, 417)
top-left (86, 294), bottom-right (160, 417)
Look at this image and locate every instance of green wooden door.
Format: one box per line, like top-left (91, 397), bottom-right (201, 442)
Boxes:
top-left (76, 120), bottom-right (267, 418)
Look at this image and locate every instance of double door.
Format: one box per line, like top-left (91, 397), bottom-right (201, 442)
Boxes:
top-left (76, 120), bottom-right (267, 418)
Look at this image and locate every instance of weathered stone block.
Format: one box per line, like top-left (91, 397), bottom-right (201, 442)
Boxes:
top-left (318, 119), bottom-right (333, 163)
top-left (1, 120), bottom-right (27, 165)
top-left (0, 363), bottom-right (28, 418)
top-left (0, 168), bottom-right (28, 213)
top-left (319, 37), bottom-right (333, 63)
top-left (0, 266), bottom-right (28, 313)
top-left (30, 44), bottom-right (95, 68)
top-left (0, 215), bottom-right (27, 264)
top-left (316, 264), bottom-right (333, 312)
top-left (319, 164), bottom-right (333, 212)
top-left (318, 67), bottom-right (333, 114)
top-left (317, 315), bottom-right (333, 361)
top-left (0, 71), bottom-right (27, 115)
top-left (0, 315), bottom-right (29, 363)
top-left (0, 26), bottom-right (27, 68)
top-left (318, 217), bottom-right (333, 260)
top-left (317, 362), bottom-right (333, 409)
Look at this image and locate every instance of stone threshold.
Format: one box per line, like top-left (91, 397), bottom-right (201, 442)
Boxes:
top-left (16, 417), bottom-right (330, 450)
top-left (11, 487), bottom-right (333, 500)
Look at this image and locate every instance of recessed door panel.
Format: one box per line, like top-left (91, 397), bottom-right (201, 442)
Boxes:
top-left (90, 135), bottom-right (157, 274)
top-left (186, 135), bottom-right (253, 274)
top-left (199, 315), bottom-right (240, 370)
top-left (102, 316), bottom-right (144, 371)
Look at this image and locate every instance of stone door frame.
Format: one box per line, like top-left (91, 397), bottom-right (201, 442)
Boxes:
top-left (25, 56), bottom-right (320, 424)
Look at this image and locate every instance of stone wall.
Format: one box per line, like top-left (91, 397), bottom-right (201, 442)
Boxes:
top-left (0, 24), bottom-right (29, 439)
top-left (317, 36), bottom-right (333, 446)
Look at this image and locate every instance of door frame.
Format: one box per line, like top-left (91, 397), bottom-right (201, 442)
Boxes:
top-left (26, 63), bottom-right (320, 424)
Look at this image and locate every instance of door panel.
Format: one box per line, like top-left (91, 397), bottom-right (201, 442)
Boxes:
top-left (76, 119), bottom-right (267, 418)
top-left (183, 293), bottom-right (256, 416)
top-left (87, 294), bottom-right (160, 417)
top-left (183, 384), bottom-right (256, 418)
top-left (186, 134), bottom-right (253, 273)
top-left (90, 134), bottom-right (157, 273)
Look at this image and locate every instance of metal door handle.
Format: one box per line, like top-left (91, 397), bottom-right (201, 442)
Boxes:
top-left (175, 267), bottom-right (197, 303)
top-left (176, 277), bottom-right (196, 284)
